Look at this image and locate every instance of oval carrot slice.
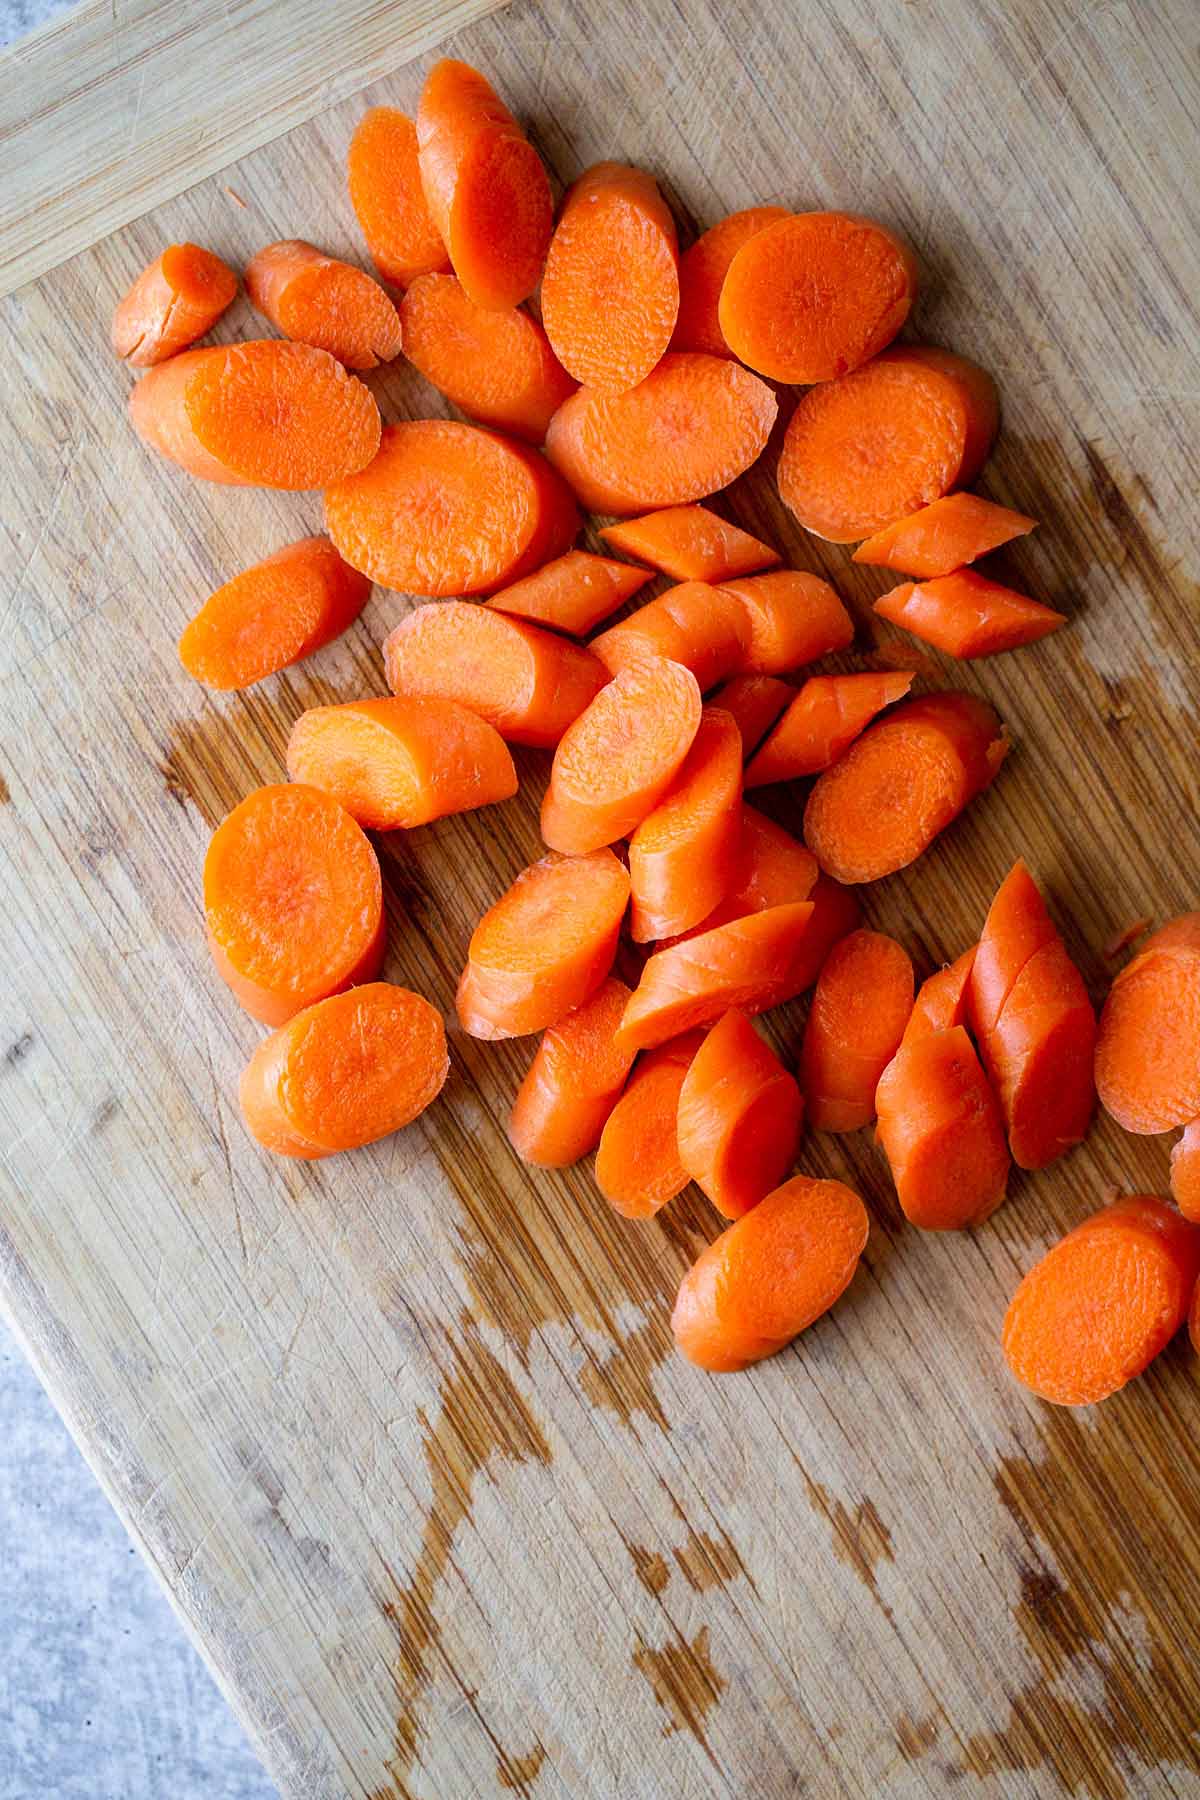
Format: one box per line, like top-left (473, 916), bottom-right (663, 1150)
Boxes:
top-left (325, 421), bottom-right (579, 595)
top-left (677, 1010), bottom-right (803, 1219)
top-left (874, 571), bottom-right (1066, 659)
top-left (486, 550), bottom-right (651, 636)
top-left (599, 504), bottom-right (780, 584)
top-left (400, 272), bottom-right (576, 440)
top-left (112, 243), bottom-right (237, 367)
top-left (1094, 915), bottom-right (1200, 1135)
top-left (347, 107), bottom-right (449, 287)
top-left (803, 691), bottom-right (1008, 883)
top-left (718, 211), bottom-right (917, 384)
top-left (383, 601), bottom-right (606, 748)
top-left (590, 581), bottom-right (750, 691)
top-left (178, 535), bottom-right (370, 690)
top-left (544, 352), bottom-right (777, 514)
top-left (853, 491), bottom-right (1036, 578)
top-left (801, 928), bottom-right (914, 1132)
top-left (595, 1032), bottom-right (704, 1218)
top-left (541, 658), bottom-right (702, 854)
top-left (542, 162), bottom-right (679, 394)
top-left (672, 1173), bottom-right (868, 1371)
top-left (900, 947), bottom-right (975, 1048)
top-left (1171, 1120), bottom-right (1200, 1223)
top-left (508, 977), bottom-right (635, 1166)
top-left (778, 346), bottom-right (999, 542)
top-left (876, 1026), bottom-right (1009, 1230)
top-left (712, 676), bottom-right (795, 757)
top-left (628, 708), bottom-right (743, 942)
top-left (129, 341), bottom-right (381, 488)
top-left (416, 58), bottom-right (552, 309)
top-left (718, 571), bottom-right (853, 675)
top-left (239, 982), bottom-right (447, 1158)
top-left (665, 805), bottom-right (820, 944)
top-left (286, 695), bottom-right (517, 829)
top-left (671, 205), bottom-right (791, 356)
top-left (245, 239), bottom-right (403, 370)
top-left (1002, 1197), bottom-right (1200, 1405)
top-left (456, 849), bottom-right (630, 1039)
top-left (745, 672), bottom-right (914, 787)
top-left (204, 783), bottom-right (384, 1025)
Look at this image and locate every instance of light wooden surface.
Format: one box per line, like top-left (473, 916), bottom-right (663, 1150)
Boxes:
top-left (2, 2), bottom-right (1200, 1796)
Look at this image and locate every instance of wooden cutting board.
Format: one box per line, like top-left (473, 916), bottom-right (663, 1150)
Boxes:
top-left (2, 2), bottom-right (1199, 1795)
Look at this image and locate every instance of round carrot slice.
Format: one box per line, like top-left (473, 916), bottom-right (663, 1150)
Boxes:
top-left (1095, 914), bottom-right (1200, 1134)
top-left (112, 242), bottom-right (237, 367)
top-left (1171, 1120), bottom-right (1200, 1223)
top-left (595, 1033), bottom-right (704, 1218)
top-left (400, 273), bottom-right (576, 441)
top-left (178, 536), bottom-right (370, 690)
top-left (508, 978), bottom-right (635, 1167)
top-left (676, 1010), bottom-right (803, 1218)
top-left (671, 206), bottom-right (791, 356)
top-left (245, 239), bottom-right (403, 371)
top-left (347, 107), bottom-right (449, 288)
top-left (801, 928), bottom-right (914, 1133)
top-left (628, 708), bottom-right (744, 942)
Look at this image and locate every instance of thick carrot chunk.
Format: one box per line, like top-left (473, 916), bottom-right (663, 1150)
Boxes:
top-left (245, 239), bottom-right (403, 370)
top-left (112, 242), bottom-right (237, 367)
top-left (600, 504), bottom-right (780, 584)
top-left (178, 536), bottom-right (369, 690)
top-left (509, 978), bottom-right (635, 1167)
top-left (400, 273), bottom-right (576, 440)
top-left (677, 1010), bottom-right (803, 1218)
top-left (854, 491), bottom-right (1036, 578)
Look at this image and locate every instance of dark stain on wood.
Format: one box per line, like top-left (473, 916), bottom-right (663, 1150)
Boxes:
top-left (0, 771), bottom-right (10, 804)
top-left (803, 1475), bottom-right (894, 1604)
top-left (92, 1095), bottom-right (120, 1132)
top-left (578, 1315), bottom-right (671, 1435)
top-left (672, 1525), bottom-right (745, 1594)
top-left (627, 1541), bottom-right (671, 1595)
top-left (3, 1031), bottom-right (33, 1068)
top-left (495, 1743), bottom-right (546, 1792)
top-left (895, 1714), bottom-right (939, 1762)
top-left (632, 1624), bottom-right (726, 1752)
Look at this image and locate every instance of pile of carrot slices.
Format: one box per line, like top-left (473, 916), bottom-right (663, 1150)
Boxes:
top-left (111, 55), bottom-right (1199, 1399)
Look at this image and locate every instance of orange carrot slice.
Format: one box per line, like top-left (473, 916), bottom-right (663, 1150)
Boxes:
top-left (874, 570), bottom-right (1066, 658)
top-left (541, 658), bottom-right (702, 853)
top-left (969, 859), bottom-right (1057, 1040)
top-left (719, 211), bottom-right (917, 384)
top-left (789, 874), bottom-right (862, 994)
top-left (712, 676), bottom-right (795, 757)
top-left (671, 206), bottom-right (791, 356)
top-left (544, 352), bottom-right (777, 514)
top-left (628, 708), bottom-right (743, 941)
top-left (347, 107), bottom-right (449, 287)
top-left (665, 805), bottom-right (819, 944)
top-left (590, 581), bottom-right (750, 690)
top-left (508, 977), bottom-right (635, 1166)
top-left (245, 239), bottom-right (403, 370)
top-left (111, 243), bottom-right (237, 367)
top-left (745, 672), bottom-right (914, 786)
top-left (672, 1173), bottom-right (868, 1370)
top-left (239, 982), bottom-right (447, 1158)
top-left (599, 504), bottom-right (780, 584)
top-left (804, 692), bottom-right (1008, 883)
top-left (616, 902), bottom-right (815, 1052)
top-left (778, 346), bottom-right (999, 542)
top-left (853, 491), bottom-right (1036, 578)
top-left (204, 783), bottom-right (383, 1026)
top-left (129, 341), bottom-right (381, 488)
top-left (900, 947), bottom-right (975, 1048)
top-left (486, 550), bottom-right (651, 636)
top-left (1171, 1120), bottom-right (1200, 1223)
top-left (595, 1032), bottom-right (704, 1218)
top-left (1094, 914), bottom-right (1200, 1134)
top-left (718, 571), bottom-right (853, 674)
top-left (801, 928), bottom-right (914, 1132)
top-left (400, 272), bottom-right (576, 440)
top-left (416, 58), bottom-right (552, 309)
top-left (178, 536), bottom-right (370, 690)
top-left (876, 1026), bottom-right (1009, 1230)
top-left (383, 601), bottom-right (605, 748)
top-left (677, 1010), bottom-right (803, 1218)
top-left (1002, 1197), bottom-right (1200, 1405)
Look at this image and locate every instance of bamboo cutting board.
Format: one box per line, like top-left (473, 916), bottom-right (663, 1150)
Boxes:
top-left (2, 2), bottom-right (1200, 1796)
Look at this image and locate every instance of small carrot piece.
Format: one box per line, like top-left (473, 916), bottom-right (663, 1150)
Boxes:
top-left (325, 421), bottom-right (579, 595)
top-left (1171, 1120), bottom-right (1200, 1224)
top-left (628, 708), bottom-right (744, 942)
top-left (875, 1026), bottom-right (1009, 1230)
top-left (456, 849), bottom-right (630, 1039)
top-left (711, 676), bottom-right (795, 757)
top-left (595, 1032), bottom-right (704, 1218)
top-left (718, 571), bottom-right (854, 675)
top-left (178, 535), bottom-right (370, 690)
top-left (416, 59), bottom-right (552, 309)
top-left (400, 272), bottom-right (576, 440)
top-left (804, 691), bottom-right (1008, 884)
top-left (789, 874), bottom-right (863, 994)
top-left (874, 570), bottom-right (1066, 659)
top-left (239, 982), bottom-right (447, 1158)
top-left (111, 243), bottom-right (237, 367)
top-left (778, 346), bottom-right (999, 542)
top-left (671, 206), bottom-right (791, 356)
top-left (544, 351), bottom-right (777, 514)
top-left (853, 491), bottom-right (1036, 578)
top-left (204, 783), bottom-right (383, 1026)
top-left (968, 859), bottom-right (1057, 1040)
top-left (383, 601), bottom-right (605, 748)
top-left (672, 1173), bottom-right (868, 1371)
top-left (666, 805), bottom-right (819, 943)
top-left (245, 239), bottom-right (403, 370)
top-left (541, 162), bottom-right (679, 394)
top-left (1002, 1197), bottom-right (1200, 1405)
top-left (129, 341), bottom-right (381, 488)
top-left (599, 504), bottom-right (780, 584)
top-left (677, 1010), bottom-right (803, 1219)
top-left (900, 948), bottom-right (975, 1048)
top-left (745, 672), bottom-right (914, 787)
top-left (347, 107), bottom-right (449, 288)
top-left (590, 581), bottom-right (750, 691)
top-left (1094, 914), bottom-right (1200, 1134)
top-left (541, 658), bottom-right (701, 853)
top-left (801, 928), bottom-right (914, 1132)
top-left (719, 211), bottom-right (917, 384)
top-left (486, 550), bottom-right (651, 636)
top-left (508, 977), bottom-right (635, 1166)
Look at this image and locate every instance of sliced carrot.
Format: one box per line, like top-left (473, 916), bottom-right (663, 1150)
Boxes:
top-left (745, 672), bottom-right (914, 787)
top-left (541, 162), bottom-right (679, 394)
top-left (804, 691), bottom-right (1008, 883)
top-left (900, 947), bottom-right (975, 1048)
top-left (801, 928), bottom-right (914, 1132)
top-left (1094, 914), bottom-right (1200, 1134)
top-left (778, 346), bottom-right (999, 542)
top-left (456, 849), bottom-right (630, 1039)
top-left (969, 859), bottom-right (1057, 1040)
top-left (544, 351), bottom-right (777, 514)
top-left (129, 341), bottom-right (381, 488)
top-left (347, 107), bottom-right (449, 287)
top-left (112, 243), bottom-right (237, 367)
top-left (400, 272), bottom-right (576, 440)
top-left (718, 571), bottom-right (854, 675)
top-left (590, 581), bottom-right (750, 691)
top-left (672, 1173), bottom-right (868, 1371)
top-left (671, 206), bottom-right (791, 356)
top-left (599, 504), bottom-right (780, 583)
top-left (508, 977), bottom-right (635, 1166)
top-left (677, 1010), bottom-right (803, 1219)
top-left (667, 805), bottom-right (819, 944)
top-left (628, 708), bottom-right (743, 941)
top-left (719, 211), bottom-right (917, 384)
top-left (853, 491), bottom-right (1036, 578)
top-left (541, 658), bottom-right (701, 853)
top-left (865, 641), bottom-right (942, 680)
top-left (595, 1032), bottom-right (704, 1218)
top-left (789, 874), bottom-right (863, 994)
top-left (876, 1026), bottom-right (1009, 1230)
top-left (204, 783), bottom-right (383, 1026)
top-left (239, 982), bottom-right (447, 1158)
top-left (325, 421), bottom-right (579, 595)
top-left (1171, 1120), bottom-right (1200, 1224)
top-left (383, 601), bottom-right (605, 748)
top-left (1002, 1197), bottom-right (1200, 1405)
top-left (244, 239), bottom-right (403, 370)
top-left (178, 535), bottom-right (370, 690)
top-left (416, 58), bottom-right (552, 309)
top-left (486, 550), bottom-right (651, 636)
top-left (712, 675), bottom-right (794, 757)
top-left (874, 570), bottom-right (1066, 659)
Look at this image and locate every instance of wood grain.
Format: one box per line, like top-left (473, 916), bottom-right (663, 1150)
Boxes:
top-left (2, 1), bottom-right (1200, 1795)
